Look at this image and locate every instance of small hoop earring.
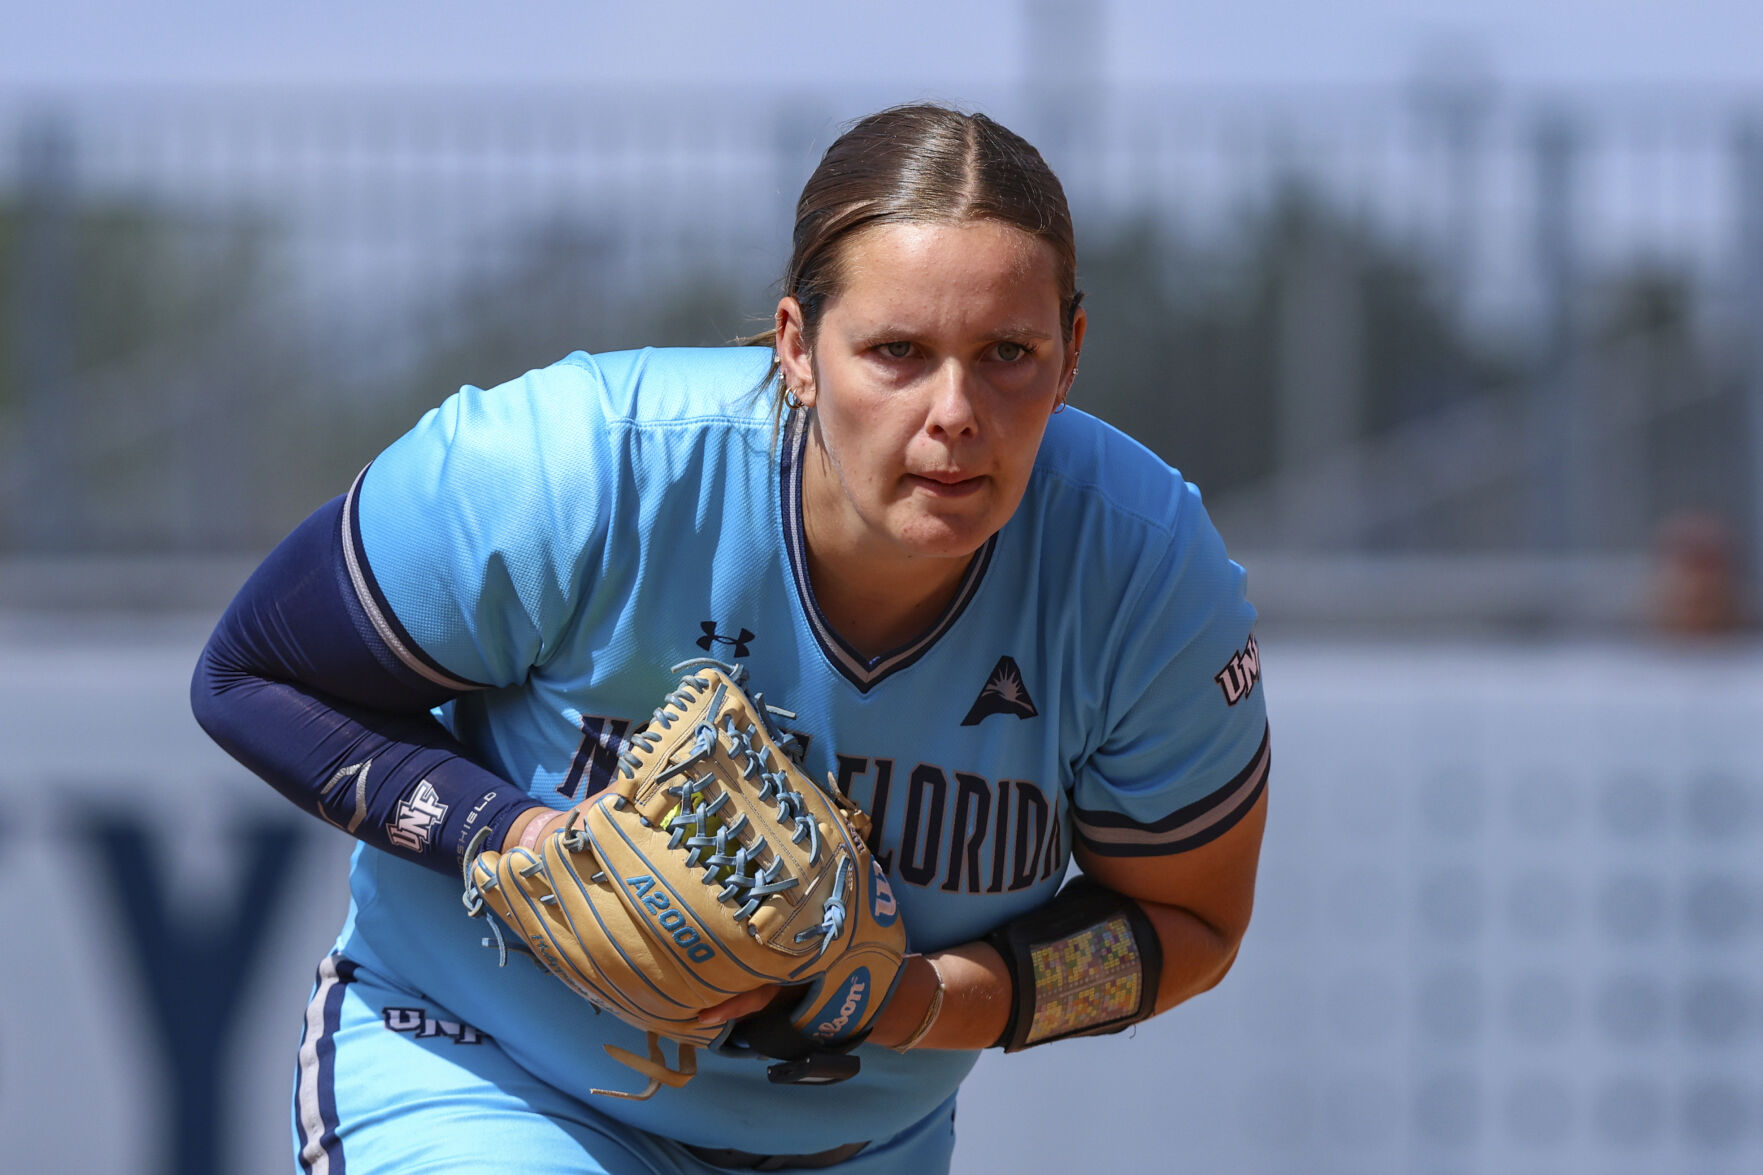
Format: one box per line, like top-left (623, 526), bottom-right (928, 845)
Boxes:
top-left (1052, 364), bottom-right (1077, 413)
top-left (783, 386), bottom-right (804, 410)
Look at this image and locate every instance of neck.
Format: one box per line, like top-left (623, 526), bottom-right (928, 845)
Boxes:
top-left (804, 541), bottom-right (973, 661)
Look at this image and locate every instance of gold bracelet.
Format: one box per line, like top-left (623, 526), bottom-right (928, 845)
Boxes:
top-left (890, 956), bottom-right (946, 1053)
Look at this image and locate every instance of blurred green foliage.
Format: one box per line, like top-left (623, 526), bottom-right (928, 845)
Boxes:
top-left (370, 220), bottom-right (751, 436)
top-left (0, 201), bottom-right (261, 412)
top-left (1075, 188), bottom-right (1516, 500)
top-left (0, 184), bottom-right (1745, 555)
top-left (0, 199), bottom-right (276, 549)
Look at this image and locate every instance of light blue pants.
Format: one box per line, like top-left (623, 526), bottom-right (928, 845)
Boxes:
top-left (292, 954), bottom-right (958, 1174)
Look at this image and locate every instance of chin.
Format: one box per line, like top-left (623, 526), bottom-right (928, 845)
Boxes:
top-left (890, 513), bottom-right (1003, 562)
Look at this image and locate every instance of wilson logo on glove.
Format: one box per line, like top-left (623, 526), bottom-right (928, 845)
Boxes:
top-left (461, 660), bottom-right (907, 1100)
top-left (869, 861), bottom-right (898, 926)
top-left (812, 967), bottom-right (871, 1041)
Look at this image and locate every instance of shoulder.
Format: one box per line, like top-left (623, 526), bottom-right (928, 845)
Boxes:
top-left (349, 347), bottom-right (778, 683)
top-left (442, 346), bottom-right (775, 436)
top-left (1041, 414), bottom-right (1266, 851)
top-left (1023, 407), bottom-right (1219, 579)
top-left (360, 345), bottom-right (778, 544)
top-left (582, 346), bottom-right (777, 429)
top-left (1013, 408), bottom-right (1255, 711)
top-left (368, 346), bottom-right (775, 493)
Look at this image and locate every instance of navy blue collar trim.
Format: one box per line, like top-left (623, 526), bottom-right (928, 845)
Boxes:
top-left (779, 409), bottom-right (996, 694)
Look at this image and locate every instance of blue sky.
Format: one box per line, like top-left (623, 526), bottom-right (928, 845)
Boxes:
top-left (4, 0), bottom-right (1759, 91)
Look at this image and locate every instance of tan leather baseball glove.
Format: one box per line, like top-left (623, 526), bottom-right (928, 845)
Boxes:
top-left (463, 660), bottom-right (906, 1099)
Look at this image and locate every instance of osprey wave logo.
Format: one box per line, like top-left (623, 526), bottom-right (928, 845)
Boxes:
top-left (960, 656), bottom-right (1039, 726)
top-left (813, 968), bottom-right (872, 1041)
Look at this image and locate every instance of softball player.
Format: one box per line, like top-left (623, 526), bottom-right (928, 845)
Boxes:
top-left (194, 104), bottom-right (1268, 1173)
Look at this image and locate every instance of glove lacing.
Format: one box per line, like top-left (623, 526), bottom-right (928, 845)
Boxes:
top-left (461, 659), bottom-right (857, 1099)
top-left (637, 695), bottom-right (849, 954)
top-left (590, 660), bottom-right (850, 954)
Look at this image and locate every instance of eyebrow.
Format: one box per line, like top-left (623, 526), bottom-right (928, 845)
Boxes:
top-left (848, 323), bottom-right (1055, 347)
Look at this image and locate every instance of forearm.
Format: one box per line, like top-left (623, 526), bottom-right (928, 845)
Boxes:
top-left (191, 494), bottom-right (544, 873)
top-left (868, 943), bottom-right (1011, 1051)
top-left (869, 894), bottom-right (1236, 1051)
top-left (194, 642), bottom-right (537, 872)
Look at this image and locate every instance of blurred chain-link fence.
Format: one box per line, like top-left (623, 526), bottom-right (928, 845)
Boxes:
top-left (4, 84), bottom-right (1763, 629)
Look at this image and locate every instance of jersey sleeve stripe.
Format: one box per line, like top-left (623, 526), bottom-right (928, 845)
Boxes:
top-left (342, 465), bottom-right (484, 693)
top-left (1074, 726), bottom-right (1269, 857)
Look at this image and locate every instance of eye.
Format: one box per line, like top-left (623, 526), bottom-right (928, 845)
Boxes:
top-left (994, 340), bottom-right (1035, 362)
top-left (877, 341), bottom-right (914, 360)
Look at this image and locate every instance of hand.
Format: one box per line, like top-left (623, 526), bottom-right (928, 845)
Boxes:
top-left (696, 957), bottom-right (947, 1048)
top-left (697, 983), bottom-right (786, 1027)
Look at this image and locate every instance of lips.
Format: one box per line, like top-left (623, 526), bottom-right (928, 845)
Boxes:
top-left (906, 470), bottom-right (984, 496)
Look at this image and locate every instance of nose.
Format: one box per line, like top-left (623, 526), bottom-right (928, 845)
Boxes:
top-left (924, 361), bottom-right (979, 440)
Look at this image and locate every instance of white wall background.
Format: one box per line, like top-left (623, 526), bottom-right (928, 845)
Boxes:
top-left (2, 617), bottom-right (1759, 1173)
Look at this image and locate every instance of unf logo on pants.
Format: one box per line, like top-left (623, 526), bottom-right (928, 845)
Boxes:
top-left (382, 1006), bottom-right (488, 1045)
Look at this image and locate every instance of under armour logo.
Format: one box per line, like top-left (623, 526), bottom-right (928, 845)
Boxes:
top-left (961, 656), bottom-right (1039, 726)
top-left (697, 621), bottom-right (755, 658)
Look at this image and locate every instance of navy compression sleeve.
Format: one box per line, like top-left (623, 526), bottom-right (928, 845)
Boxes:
top-left (191, 495), bottom-right (536, 874)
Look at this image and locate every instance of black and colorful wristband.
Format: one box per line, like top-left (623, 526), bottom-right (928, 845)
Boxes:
top-left (984, 877), bottom-right (1164, 1052)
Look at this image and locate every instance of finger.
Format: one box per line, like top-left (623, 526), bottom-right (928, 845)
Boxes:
top-left (697, 983), bottom-right (783, 1025)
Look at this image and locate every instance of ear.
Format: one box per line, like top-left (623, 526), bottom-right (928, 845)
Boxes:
top-left (1058, 307), bottom-right (1088, 403)
top-left (775, 296), bottom-right (817, 407)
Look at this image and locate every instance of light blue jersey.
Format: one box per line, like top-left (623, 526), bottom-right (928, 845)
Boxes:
top-left (335, 347), bottom-right (1268, 1155)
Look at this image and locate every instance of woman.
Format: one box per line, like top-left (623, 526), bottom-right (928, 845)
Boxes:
top-left (194, 103), bottom-right (1268, 1174)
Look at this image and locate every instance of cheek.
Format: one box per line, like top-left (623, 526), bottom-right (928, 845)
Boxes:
top-left (998, 395), bottom-right (1054, 446)
top-left (817, 396), bottom-right (903, 493)
top-left (998, 415), bottom-right (1055, 486)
